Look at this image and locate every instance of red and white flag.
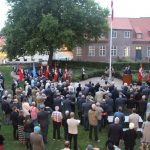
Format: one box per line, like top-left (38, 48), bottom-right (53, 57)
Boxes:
top-left (19, 64), bottom-right (24, 81)
top-left (138, 64), bottom-right (143, 81)
top-left (53, 63), bottom-right (58, 81)
top-left (63, 64), bottom-right (68, 81)
top-left (111, 0), bottom-right (114, 21)
top-left (46, 65), bottom-right (50, 79)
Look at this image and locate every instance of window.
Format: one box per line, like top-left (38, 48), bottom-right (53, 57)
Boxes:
top-left (124, 31), bottom-right (131, 38)
top-left (136, 33), bottom-right (142, 39)
top-left (111, 46), bottom-right (117, 56)
top-left (124, 46), bottom-right (130, 57)
top-left (112, 30), bottom-right (117, 38)
top-left (147, 47), bottom-right (150, 57)
top-left (99, 46), bottom-right (106, 56)
top-left (88, 46), bottom-right (95, 56)
top-left (76, 47), bottom-right (82, 56)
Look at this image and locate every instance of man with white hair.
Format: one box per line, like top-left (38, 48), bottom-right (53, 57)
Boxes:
top-left (51, 106), bottom-right (63, 140)
top-left (108, 117), bottom-right (123, 146)
top-left (123, 123), bottom-right (137, 150)
top-left (88, 104), bottom-right (99, 142)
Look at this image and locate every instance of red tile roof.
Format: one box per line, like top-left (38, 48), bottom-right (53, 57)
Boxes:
top-left (108, 17), bottom-right (150, 41)
top-left (108, 17), bottom-right (133, 30)
top-left (129, 17), bottom-right (150, 41)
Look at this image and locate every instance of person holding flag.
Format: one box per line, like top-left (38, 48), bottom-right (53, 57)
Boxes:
top-left (63, 64), bottom-right (68, 81)
top-left (19, 63), bottom-right (24, 81)
top-left (46, 64), bottom-right (50, 79)
top-left (53, 63), bottom-right (58, 81)
top-left (138, 64), bottom-right (143, 82)
top-left (40, 64), bottom-right (44, 77)
top-left (33, 63), bottom-right (37, 78)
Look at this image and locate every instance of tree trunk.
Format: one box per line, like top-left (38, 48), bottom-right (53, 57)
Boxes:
top-left (48, 48), bottom-right (53, 67)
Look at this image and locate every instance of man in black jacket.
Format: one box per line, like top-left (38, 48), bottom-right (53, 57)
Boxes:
top-left (37, 105), bottom-right (49, 144)
top-left (108, 117), bottom-right (123, 146)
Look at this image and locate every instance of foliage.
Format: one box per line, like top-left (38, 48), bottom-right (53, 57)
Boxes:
top-left (2, 0), bottom-right (109, 64)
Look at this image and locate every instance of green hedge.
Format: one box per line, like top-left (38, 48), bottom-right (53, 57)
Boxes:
top-left (54, 60), bottom-right (150, 71)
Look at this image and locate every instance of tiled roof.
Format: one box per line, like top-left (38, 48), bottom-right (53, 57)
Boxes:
top-left (108, 17), bottom-right (133, 30)
top-left (129, 17), bottom-right (150, 41)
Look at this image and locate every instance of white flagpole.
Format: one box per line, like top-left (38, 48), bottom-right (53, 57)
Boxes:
top-left (109, 0), bottom-right (113, 80)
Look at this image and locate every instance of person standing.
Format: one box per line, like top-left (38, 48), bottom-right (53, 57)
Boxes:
top-left (30, 126), bottom-right (45, 150)
top-left (37, 105), bottom-right (49, 144)
top-left (10, 106), bottom-right (19, 140)
top-left (141, 115), bottom-right (150, 150)
top-left (123, 123), bottom-right (137, 150)
top-left (108, 117), bottom-right (123, 147)
top-left (81, 67), bottom-right (85, 80)
top-left (129, 108), bottom-right (140, 130)
top-left (62, 110), bottom-right (70, 140)
top-left (67, 112), bottom-right (80, 150)
top-left (51, 106), bottom-right (63, 140)
top-left (88, 104), bottom-right (99, 142)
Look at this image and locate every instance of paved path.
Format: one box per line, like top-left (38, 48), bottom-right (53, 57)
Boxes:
top-left (79, 77), bottom-right (123, 89)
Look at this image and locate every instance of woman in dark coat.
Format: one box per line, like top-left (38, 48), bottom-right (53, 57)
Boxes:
top-left (18, 110), bottom-right (25, 144)
top-left (24, 115), bottom-right (34, 149)
top-left (123, 123), bottom-right (137, 150)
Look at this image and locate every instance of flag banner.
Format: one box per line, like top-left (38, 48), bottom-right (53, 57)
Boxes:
top-left (40, 64), bottom-right (44, 77)
top-left (27, 66), bottom-right (31, 76)
top-left (63, 63), bottom-right (68, 81)
top-left (111, 0), bottom-right (114, 21)
top-left (33, 63), bottom-right (37, 78)
top-left (19, 64), bottom-right (24, 81)
top-left (138, 64), bottom-right (143, 81)
top-left (46, 64), bottom-right (50, 79)
top-left (53, 63), bottom-right (58, 81)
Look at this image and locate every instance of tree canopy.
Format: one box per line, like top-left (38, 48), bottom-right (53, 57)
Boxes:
top-left (3, 0), bottom-right (109, 64)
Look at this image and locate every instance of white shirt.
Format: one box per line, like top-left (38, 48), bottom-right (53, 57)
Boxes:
top-left (67, 118), bottom-right (80, 134)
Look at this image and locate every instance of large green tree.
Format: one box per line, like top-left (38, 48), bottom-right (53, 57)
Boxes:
top-left (3, 0), bottom-right (109, 65)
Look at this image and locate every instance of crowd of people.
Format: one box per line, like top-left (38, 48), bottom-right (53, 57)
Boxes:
top-left (0, 66), bottom-right (150, 150)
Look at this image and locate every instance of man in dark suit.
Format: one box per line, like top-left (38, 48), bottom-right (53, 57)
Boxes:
top-left (37, 105), bottom-right (49, 144)
top-left (108, 117), bottom-right (123, 146)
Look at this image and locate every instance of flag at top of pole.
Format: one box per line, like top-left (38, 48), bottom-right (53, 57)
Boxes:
top-left (109, 0), bottom-right (114, 80)
top-left (111, 0), bottom-right (114, 21)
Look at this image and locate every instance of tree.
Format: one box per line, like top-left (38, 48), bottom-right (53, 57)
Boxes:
top-left (3, 0), bottom-right (109, 65)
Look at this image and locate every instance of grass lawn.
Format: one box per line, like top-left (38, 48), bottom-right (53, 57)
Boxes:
top-left (2, 122), bottom-right (141, 150)
top-left (0, 65), bottom-right (142, 150)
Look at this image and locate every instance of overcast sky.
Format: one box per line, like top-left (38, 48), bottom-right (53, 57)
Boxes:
top-left (0, 0), bottom-right (150, 30)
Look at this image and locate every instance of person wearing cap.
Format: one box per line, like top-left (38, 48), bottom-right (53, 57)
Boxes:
top-left (67, 112), bottom-right (80, 150)
top-left (51, 106), bottom-right (63, 140)
top-left (30, 126), bottom-right (45, 150)
top-left (88, 104), bottom-right (100, 142)
top-left (123, 123), bottom-right (137, 150)
top-left (37, 104), bottom-right (49, 144)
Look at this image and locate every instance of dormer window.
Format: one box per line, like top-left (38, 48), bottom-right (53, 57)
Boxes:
top-left (136, 33), bottom-right (142, 39)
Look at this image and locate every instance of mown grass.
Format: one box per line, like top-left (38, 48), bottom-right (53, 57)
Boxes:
top-left (0, 65), bottom-right (142, 150)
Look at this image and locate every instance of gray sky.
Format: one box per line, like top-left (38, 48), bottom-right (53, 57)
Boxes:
top-left (0, 0), bottom-right (150, 30)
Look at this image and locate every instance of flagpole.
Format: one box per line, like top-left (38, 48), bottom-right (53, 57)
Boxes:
top-left (109, 0), bottom-right (113, 80)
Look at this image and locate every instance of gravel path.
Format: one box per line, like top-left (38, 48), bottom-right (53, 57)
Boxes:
top-left (79, 77), bottom-right (123, 89)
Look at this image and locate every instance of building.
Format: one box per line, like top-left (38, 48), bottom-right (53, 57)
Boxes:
top-left (73, 17), bottom-right (150, 62)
